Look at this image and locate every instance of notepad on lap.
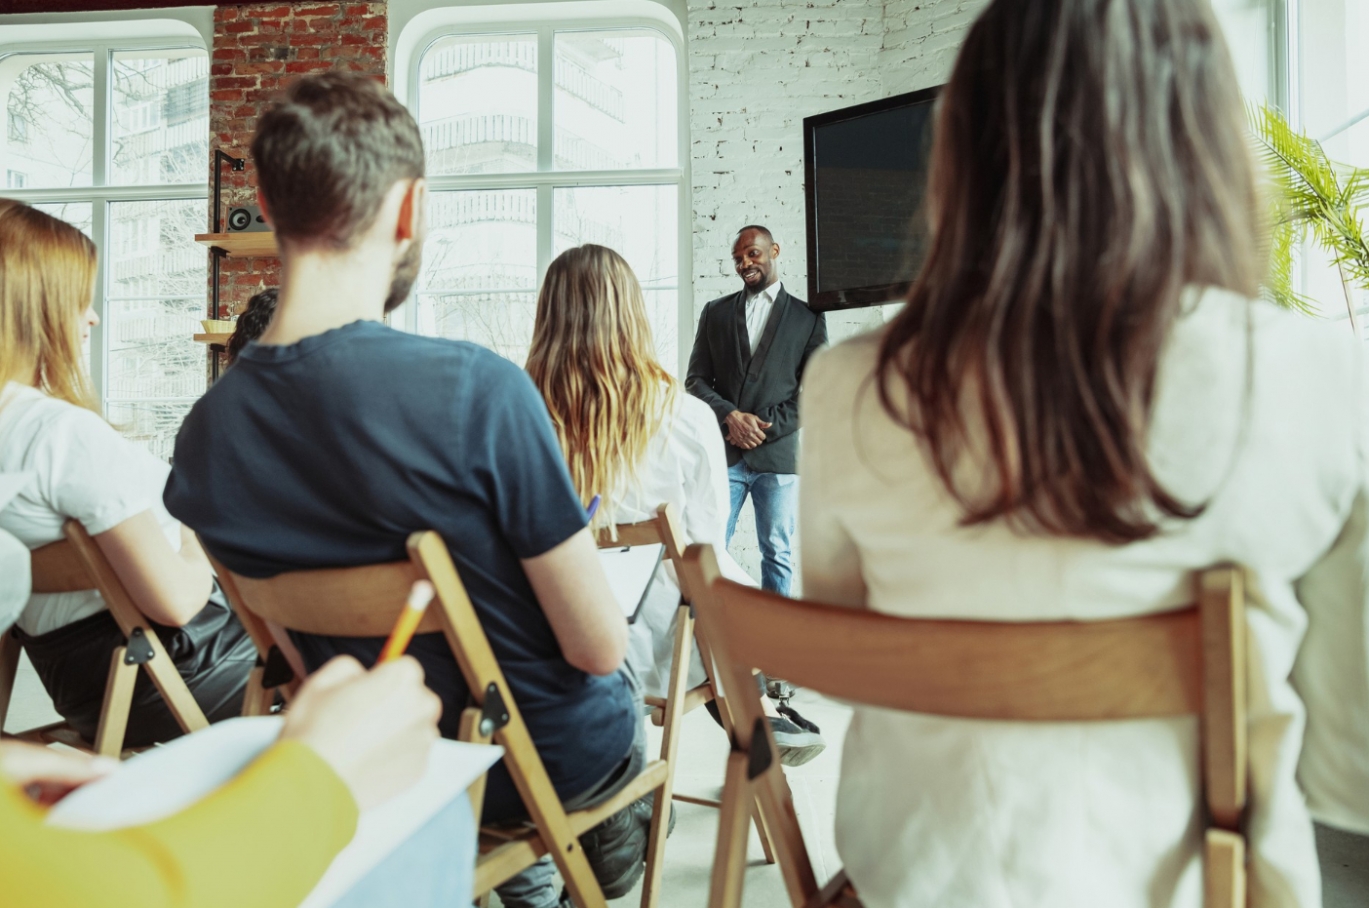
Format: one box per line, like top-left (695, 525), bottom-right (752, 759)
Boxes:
top-left (598, 543), bottom-right (664, 623)
top-left (46, 716), bottom-right (503, 908)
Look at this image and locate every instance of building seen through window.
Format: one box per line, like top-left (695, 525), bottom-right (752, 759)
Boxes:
top-left (413, 26), bottom-right (682, 370)
top-left (0, 46), bottom-right (208, 460)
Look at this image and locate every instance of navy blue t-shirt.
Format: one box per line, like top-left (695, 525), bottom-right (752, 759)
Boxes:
top-left (164, 320), bottom-right (636, 820)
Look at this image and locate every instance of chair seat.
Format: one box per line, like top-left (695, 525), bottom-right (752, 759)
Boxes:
top-left (645, 682), bottom-right (714, 726)
top-left (475, 760), bottom-right (670, 893)
top-left (9, 721), bottom-right (145, 760)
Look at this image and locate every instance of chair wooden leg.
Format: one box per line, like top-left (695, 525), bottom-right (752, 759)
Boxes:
top-left (457, 706), bottom-right (493, 825)
top-left (639, 606), bottom-right (694, 908)
top-left (1204, 828), bottom-right (1245, 908)
top-left (752, 797), bottom-right (778, 865)
top-left (139, 633), bottom-right (210, 735)
top-left (241, 666), bottom-right (274, 717)
top-left (94, 647), bottom-right (137, 758)
top-left (708, 750), bottom-right (754, 908)
top-left (492, 723), bottom-right (607, 908)
top-left (0, 630), bottom-right (20, 730)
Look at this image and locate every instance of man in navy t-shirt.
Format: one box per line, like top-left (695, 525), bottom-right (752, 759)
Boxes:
top-left (165, 74), bottom-right (646, 908)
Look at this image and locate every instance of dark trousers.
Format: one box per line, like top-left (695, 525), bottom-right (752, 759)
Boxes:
top-left (13, 589), bottom-right (255, 748)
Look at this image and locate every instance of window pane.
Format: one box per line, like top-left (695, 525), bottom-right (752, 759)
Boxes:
top-left (108, 400), bottom-right (195, 463)
top-left (417, 190), bottom-right (538, 361)
top-left (554, 30), bottom-right (677, 171)
top-left (106, 199), bottom-right (207, 457)
top-left (1298, 1), bottom-right (1369, 330)
top-left (554, 185), bottom-right (678, 370)
top-left (1, 53), bottom-right (94, 189)
top-left (32, 201), bottom-right (93, 239)
top-left (420, 34), bottom-right (537, 176)
top-left (1210, 0), bottom-right (1275, 103)
top-left (112, 50), bottom-right (209, 185)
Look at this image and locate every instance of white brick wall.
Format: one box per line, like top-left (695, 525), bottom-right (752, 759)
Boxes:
top-left (686, 0), bottom-right (988, 581)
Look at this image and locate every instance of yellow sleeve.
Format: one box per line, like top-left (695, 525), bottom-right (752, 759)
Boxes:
top-left (1, 741), bottom-right (359, 908)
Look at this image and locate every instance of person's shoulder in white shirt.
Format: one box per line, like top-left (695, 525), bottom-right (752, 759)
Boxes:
top-left (0, 382), bottom-right (179, 635)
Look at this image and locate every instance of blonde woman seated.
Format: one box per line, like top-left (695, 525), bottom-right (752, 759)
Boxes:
top-left (527, 244), bottom-right (825, 765)
top-left (798, 0), bottom-right (1369, 905)
top-left (0, 200), bottom-right (256, 747)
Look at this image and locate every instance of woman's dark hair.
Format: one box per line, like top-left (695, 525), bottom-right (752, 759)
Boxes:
top-left (226, 288), bottom-right (278, 365)
top-left (877, 0), bottom-right (1263, 544)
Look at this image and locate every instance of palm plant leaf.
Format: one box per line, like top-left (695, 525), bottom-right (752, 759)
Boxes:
top-left (1249, 103), bottom-right (1369, 320)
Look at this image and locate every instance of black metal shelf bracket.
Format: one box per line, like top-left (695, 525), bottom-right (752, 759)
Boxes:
top-left (207, 151), bottom-right (246, 386)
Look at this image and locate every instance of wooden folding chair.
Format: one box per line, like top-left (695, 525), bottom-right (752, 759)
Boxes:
top-left (681, 543), bottom-right (1249, 908)
top-left (597, 503), bottom-right (782, 873)
top-left (210, 530), bottom-right (673, 908)
top-left (0, 519), bottom-right (211, 757)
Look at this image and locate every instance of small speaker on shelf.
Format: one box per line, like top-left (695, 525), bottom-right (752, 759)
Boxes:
top-left (226, 204), bottom-right (269, 233)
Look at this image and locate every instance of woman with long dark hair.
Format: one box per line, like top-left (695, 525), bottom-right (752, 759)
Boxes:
top-left (799, 0), bottom-right (1368, 904)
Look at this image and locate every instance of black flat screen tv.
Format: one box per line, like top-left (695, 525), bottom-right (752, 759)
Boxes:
top-left (804, 85), bottom-right (939, 312)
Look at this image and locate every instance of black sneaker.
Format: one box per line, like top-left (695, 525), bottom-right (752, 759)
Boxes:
top-left (771, 704), bottom-right (826, 767)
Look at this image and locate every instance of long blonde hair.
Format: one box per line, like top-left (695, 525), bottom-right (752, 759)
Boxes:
top-left (0, 199), bottom-right (99, 411)
top-left (527, 244), bottom-right (677, 530)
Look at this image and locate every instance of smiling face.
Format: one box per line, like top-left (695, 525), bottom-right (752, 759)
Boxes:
top-left (732, 228), bottom-right (779, 292)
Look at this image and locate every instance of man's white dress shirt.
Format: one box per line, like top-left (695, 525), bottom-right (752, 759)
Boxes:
top-left (745, 280), bottom-right (782, 355)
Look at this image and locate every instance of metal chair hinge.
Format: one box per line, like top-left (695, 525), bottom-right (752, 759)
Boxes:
top-left (745, 717), bottom-right (773, 781)
top-left (124, 627), bottom-right (155, 665)
top-left (260, 645), bottom-right (296, 689)
top-left (478, 682), bottom-right (511, 737)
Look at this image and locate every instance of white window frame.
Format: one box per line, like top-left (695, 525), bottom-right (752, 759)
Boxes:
top-left (403, 14), bottom-right (692, 373)
top-left (0, 35), bottom-right (210, 410)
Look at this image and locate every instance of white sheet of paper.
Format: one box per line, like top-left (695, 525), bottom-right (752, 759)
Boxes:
top-left (47, 716), bottom-right (503, 908)
top-left (598, 543), bottom-right (664, 621)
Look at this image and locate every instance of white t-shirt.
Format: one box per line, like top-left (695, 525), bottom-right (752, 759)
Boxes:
top-left (610, 392), bottom-right (756, 699)
top-left (0, 382), bottom-right (181, 636)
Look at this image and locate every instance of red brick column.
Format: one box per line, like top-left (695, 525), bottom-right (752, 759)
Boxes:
top-left (209, 2), bottom-right (388, 315)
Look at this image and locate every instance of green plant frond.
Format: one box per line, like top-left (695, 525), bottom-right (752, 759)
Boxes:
top-left (1249, 103), bottom-right (1369, 308)
top-left (1264, 218), bottom-right (1320, 315)
top-left (1253, 105), bottom-right (1342, 206)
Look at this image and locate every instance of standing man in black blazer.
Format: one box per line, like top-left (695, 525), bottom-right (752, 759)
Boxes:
top-left (687, 225), bottom-right (829, 765)
top-left (686, 225), bottom-right (827, 594)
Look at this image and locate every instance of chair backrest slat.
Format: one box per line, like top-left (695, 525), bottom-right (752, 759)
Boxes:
top-left (704, 577), bottom-right (1204, 721)
top-left (226, 560), bottom-right (443, 637)
top-left (597, 504), bottom-right (690, 599)
top-left (30, 538), bottom-right (93, 594)
top-left (599, 521), bottom-right (668, 549)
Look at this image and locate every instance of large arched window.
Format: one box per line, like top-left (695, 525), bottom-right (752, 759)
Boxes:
top-left (404, 13), bottom-right (687, 371)
top-left (0, 19), bottom-right (209, 460)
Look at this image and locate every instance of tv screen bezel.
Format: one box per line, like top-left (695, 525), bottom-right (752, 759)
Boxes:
top-left (803, 84), bottom-right (941, 313)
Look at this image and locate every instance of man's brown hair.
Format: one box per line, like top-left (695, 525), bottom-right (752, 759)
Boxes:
top-left (251, 72), bottom-right (425, 249)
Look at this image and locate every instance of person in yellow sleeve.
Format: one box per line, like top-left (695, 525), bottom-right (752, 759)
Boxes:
top-left (1, 518), bottom-right (450, 908)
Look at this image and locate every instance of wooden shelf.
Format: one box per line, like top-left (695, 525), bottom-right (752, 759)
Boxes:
top-left (193, 333), bottom-right (233, 346)
top-left (195, 231), bottom-right (278, 257)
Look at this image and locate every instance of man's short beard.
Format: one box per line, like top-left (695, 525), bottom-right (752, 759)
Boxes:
top-left (383, 239), bottom-right (423, 314)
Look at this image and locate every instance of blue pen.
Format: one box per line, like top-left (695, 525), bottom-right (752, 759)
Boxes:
top-left (586, 494), bottom-right (601, 520)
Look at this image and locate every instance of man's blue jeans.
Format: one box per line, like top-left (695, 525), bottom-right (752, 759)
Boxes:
top-left (726, 460), bottom-right (797, 596)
